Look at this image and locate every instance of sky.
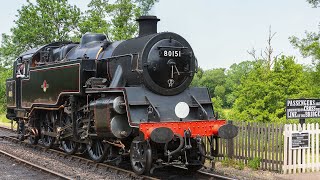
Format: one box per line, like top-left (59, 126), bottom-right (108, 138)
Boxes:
top-left (0, 0), bottom-right (319, 69)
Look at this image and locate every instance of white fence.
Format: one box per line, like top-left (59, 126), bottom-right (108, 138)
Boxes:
top-left (283, 123), bottom-right (320, 174)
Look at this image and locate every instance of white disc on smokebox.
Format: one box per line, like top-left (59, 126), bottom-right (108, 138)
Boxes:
top-left (175, 102), bottom-right (190, 119)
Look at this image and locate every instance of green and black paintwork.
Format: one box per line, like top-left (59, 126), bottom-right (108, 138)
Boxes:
top-left (5, 15), bottom-right (215, 132)
top-left (6, 58), bottom-right (96, 118)
top-left (4, 16), bottom-right (239, 175)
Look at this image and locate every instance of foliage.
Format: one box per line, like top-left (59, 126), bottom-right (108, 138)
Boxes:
top-left (0, 67), bottom-right (12, 112)
top-left (0, 0), bottom-right (81, 66)
top-left (78, 0), bottom-right (111, 37)
top-left (307, 0), bottom-right (320, 7)
top-left (0, 34), bottom-right (18, 67)
top-left (225, 61), bottom-right (255, 107)
top-left (289, 32), bottom-right (320, 61)
top-left (79, 0), bottom-right (159, 41)
top-left (236, 161), bottom-right (245, 170)
top-left (0, 114), bottom-right (11, 124)
top-left (221, 157), bottom-right (233, 167)
top-left (135, 0), bottom-right (159, 15)
top-left (192, 61), bottom-right (255, 109)
top-left (192, 68), bottom-right (228, 107)
top-left (220, 157), bottom-right (245, 170)
top-left (248, 157), bottom-right (261, 170)
top-left (212, 97), bottom-right (225, 119)
top-left (230, 56), bottom-right (312, 122)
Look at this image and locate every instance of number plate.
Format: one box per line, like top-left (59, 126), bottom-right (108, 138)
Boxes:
top-left (160, 50), bottom-right (182, 58)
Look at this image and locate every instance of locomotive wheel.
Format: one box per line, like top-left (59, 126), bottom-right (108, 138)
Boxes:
top-left (60, 111), bottom-right (78, 155)
top-left (28, 128), bottom-right (39, 145)
top-left (186, 142), bottom-right (206, 172)
top-left (87, 139), bottom-right (108, 162)
top-left (61, 140), bottom-right (78, 154)
top-left (29, 135), bottom-right (39, 145)
top-left (130, 137), bottom-right (152, 175)
top-left (41, 112), bottom-right (56, 148)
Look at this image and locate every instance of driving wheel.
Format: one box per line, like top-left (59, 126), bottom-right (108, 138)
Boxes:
top-left (41, 112), bottom-right (56, 148)
top-left (60, 111), bottom-right (78, 154)
top-left (130, 137), bottom-right (152, 175)
top-left (87, 139), bottom-right (109, 162)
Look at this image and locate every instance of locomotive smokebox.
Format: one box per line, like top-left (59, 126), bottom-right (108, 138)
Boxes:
top-left (137, 16), bottom-right (160, 37)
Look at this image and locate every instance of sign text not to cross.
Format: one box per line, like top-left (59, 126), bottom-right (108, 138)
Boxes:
top-left (286, 99), bottom-right (320, 119)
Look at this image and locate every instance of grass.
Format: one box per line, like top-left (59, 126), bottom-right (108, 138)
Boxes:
top-left (0, 114), bottom-right (10, 123)
top-left (221, 157), bottom-right (246, 170)
top-left (0, 113), bottom-right (15, 128)
top-left (248, 157), bottom-right (262, 170)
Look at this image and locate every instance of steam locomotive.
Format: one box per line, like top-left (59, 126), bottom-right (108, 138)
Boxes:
top-left (6, 16), bottom-right (238, 174)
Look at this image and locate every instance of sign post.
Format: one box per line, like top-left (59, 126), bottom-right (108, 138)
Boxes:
top-left (286, 99), bottom-right (318, 170)
top-left (286, 99), bottom-right (320, 119)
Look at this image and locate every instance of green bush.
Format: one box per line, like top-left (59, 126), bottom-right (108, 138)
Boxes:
top-left (0, 67), bottom-right (12, 113)
top-left (221, 157), bottom-right (231, 167)
top-left (236, 161), bottom-right (245, 170)
top-left (248, 157), bottom-right (261, 170)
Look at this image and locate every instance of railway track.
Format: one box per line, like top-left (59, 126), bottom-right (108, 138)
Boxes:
top-left (197, 170), bottom-right (238, 180)
top-left (0, 125), bottom-right (236, 180)
top-left (0, 148), bottom-right (72, 179)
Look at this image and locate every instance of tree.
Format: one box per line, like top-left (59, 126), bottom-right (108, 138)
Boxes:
top-left (290, 0), bottom-right (319, 61)
top-left (0, 0), bottom-right (81, 66)
top-left (290, 32), bottom-right (320, 61)
top-left (231, 56), bottom-right (312, 122)
top-left (224, 61), bottom-right (255, 107)
top-left (307, 0), bottom-right (320, 7)
top-left (0, 34), bottom-right (17, 67)
top-left (78, 0), bottom-right (111, 36)
top-left (193, 68), bottom-right (226, 97)
top-left (0, 67), bottom-right (12, 112)
top-left (108, 0), bottom-right (141, 40)
top-left (79, 0), bottom-right (159, 41)
top-left (135, 0), bottom-right (159, 15)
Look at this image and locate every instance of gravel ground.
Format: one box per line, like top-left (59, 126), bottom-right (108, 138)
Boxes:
top-left (0, 134), bottom-right (131, 179)
top-left (0, 127), bottom-right (16, 137)
top-left (0, 153), bottom-right (60, 180)
top-left (202, 161), bottom-right (289, 180)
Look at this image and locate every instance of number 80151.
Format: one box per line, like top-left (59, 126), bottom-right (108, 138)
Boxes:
top-left (162, 50), bottom-right (181, 57)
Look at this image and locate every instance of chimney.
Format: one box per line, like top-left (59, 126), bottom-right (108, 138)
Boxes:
top-left (136, 16), bottom-right (160, 37)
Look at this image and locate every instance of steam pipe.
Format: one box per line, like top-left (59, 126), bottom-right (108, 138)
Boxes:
top-left (164, 134), bottom-right (184, 157)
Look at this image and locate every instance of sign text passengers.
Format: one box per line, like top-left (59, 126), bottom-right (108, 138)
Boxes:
top-left (286, 99), bottom-right (320, 119)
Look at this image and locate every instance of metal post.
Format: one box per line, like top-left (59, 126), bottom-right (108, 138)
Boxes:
top-left (299, 118), bottom-right (305, 125)
top-left (299, 118), bottom-right (305, 171)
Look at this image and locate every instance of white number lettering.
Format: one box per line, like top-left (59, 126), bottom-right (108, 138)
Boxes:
top-left (163, 50), bottom-right (181, 57)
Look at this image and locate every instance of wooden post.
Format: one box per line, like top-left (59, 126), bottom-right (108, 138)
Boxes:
top-left (227, 120), bottom-right (234, 158)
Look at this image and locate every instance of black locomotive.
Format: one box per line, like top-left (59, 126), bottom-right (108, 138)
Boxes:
top-left (6, 16), bottom-right (238, 174)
